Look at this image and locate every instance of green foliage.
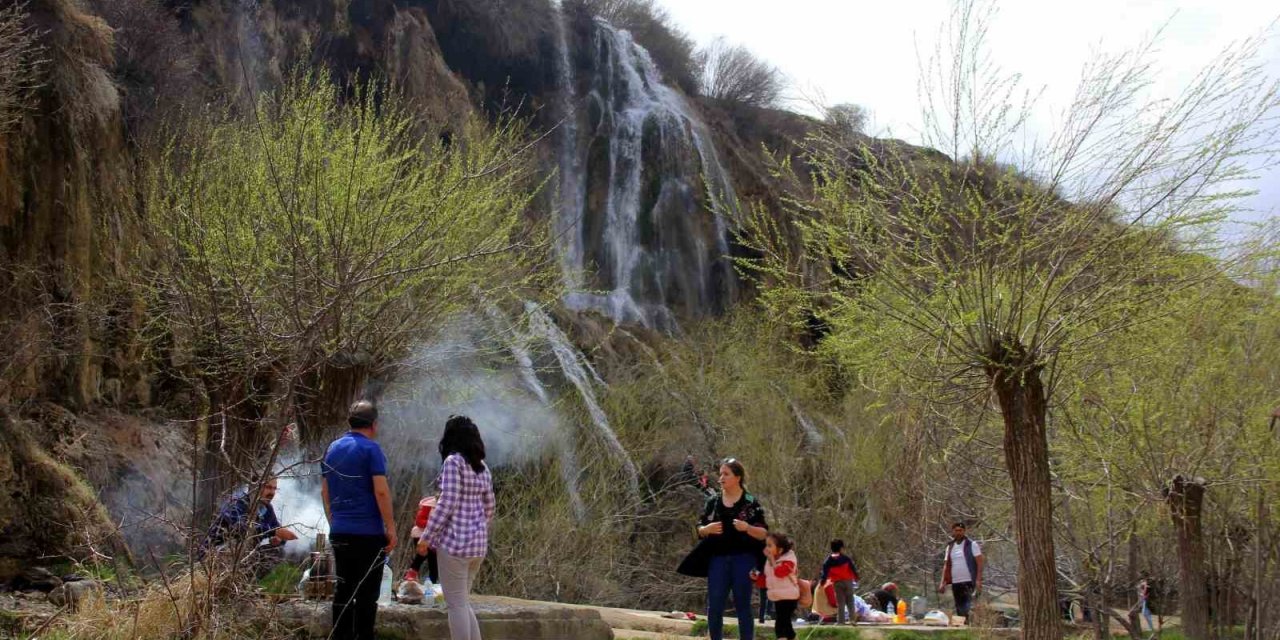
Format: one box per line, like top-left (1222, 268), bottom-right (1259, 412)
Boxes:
top-left (257, 563), bottom-right (302, 595)
top-left (144, 69), bottom-right (550, 424)
top-left (737, 4), bottom-right (1280, 635)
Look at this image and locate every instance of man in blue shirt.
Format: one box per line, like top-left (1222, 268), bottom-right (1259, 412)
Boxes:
top-left (323, 400), bottom-right (397, 640)
top-left (203, 475), bottom-right (298, 575)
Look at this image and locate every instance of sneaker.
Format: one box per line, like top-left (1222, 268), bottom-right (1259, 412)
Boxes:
top-left (403, 569), bottom-right (419, 583)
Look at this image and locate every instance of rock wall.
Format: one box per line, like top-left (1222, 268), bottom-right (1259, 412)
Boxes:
top-left (0, 0), bottom-right (476, 570)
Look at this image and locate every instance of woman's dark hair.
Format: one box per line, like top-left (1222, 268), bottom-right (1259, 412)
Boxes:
top-left (439, 415), bottom-right (486, 473)
top-left (720, 458), bottom-right (746, 487)
top-left (767, 531), bottom-right (794, 554)
top-left (830, 539), bottom-right (845, 553)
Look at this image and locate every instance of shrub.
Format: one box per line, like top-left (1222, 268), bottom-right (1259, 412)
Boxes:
top-left (695, 37), bottom-right (784, 108)
top-left (823, 103), bottom-right (867, 139)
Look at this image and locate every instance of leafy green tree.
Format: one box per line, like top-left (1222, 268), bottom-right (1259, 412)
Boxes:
top-left (739, 2), bottom-right (1280, 637)
top-left (143, 70), bottom-right (550, 517)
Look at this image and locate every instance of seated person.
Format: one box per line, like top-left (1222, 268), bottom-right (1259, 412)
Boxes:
top-left (203, 475), bottom-right (298, 575)
top-left (855, 594), bottom-right (893, 623)
top-left (872, 582), bottom-right (900, 613)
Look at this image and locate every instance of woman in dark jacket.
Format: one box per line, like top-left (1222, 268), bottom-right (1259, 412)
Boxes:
top-left (696, 458), bottom-right (768, 640)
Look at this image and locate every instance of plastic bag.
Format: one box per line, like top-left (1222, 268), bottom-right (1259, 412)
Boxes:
top-left (923, 610), bottom-right (951, 626)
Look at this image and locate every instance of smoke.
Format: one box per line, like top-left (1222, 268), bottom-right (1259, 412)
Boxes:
top-left (273, 452), bottom-right (328, 558)
top-left (379, 319), bottom-right (566, 481)
top-left (272, 314), bottom-right (578, 554)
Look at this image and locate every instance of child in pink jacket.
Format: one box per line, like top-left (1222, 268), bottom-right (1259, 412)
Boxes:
top-left (752, 532), bottom-right (800, 640)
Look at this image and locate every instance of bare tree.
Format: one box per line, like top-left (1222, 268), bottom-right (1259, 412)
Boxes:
top-left (696, 37), bottom-right (784, 108)
top-left (0, 1), bottom-right (44, 132)
top-left (824, 103), bottom-right (867, 137)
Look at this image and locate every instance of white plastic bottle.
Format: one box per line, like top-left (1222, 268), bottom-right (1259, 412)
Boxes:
top-left (377, 558), bottom-right (393, 605)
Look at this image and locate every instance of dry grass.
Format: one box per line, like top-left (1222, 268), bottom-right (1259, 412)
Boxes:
top-left (50, 565), bottom-right (299, 640)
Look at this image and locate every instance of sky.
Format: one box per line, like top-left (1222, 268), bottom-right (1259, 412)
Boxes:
top-left (654, 0), bottom-right (1280, 238)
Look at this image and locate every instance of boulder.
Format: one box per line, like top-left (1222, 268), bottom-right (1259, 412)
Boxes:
top-left (10, 567), bottom-right (62, 593)
top-left (47, 579), bottom-right (101, 609)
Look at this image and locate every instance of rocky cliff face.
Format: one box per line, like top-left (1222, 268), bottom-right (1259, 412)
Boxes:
top-left (0, 0), bottom-right (485, 574)
top-left (0, 0), bottom-right (815, 572)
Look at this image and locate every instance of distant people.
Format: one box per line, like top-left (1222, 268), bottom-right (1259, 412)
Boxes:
top-left (872, 582), bottom-right (900, 614)
top-left (937, 521), bottom-right (984, 621)
top-left (697, 458), bottom-right (769, 640)
top-left (681, 455), bottom-right (698, 485)
top-left (422, 415), bottom-right (495, 640)
top-left (819, 539), bottom-right (860, 624)
top-left (1137, 577), bottom-right (1163, 633)
top-left (752, 532), bottom-right (800, 640)
top-left (323, 400), bottom-right (397, 640)
top-left (203, 475), bottom-right (299, 574)
top-left (698, 468), bottom-right (713, 496)
top-left (404, 495), bottom-right (439, 585)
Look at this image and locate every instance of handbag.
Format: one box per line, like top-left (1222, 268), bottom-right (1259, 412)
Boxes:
top-left (796, 577), bottom-right (813, 609)
top-left (676, 537), bottom-right (714, 578)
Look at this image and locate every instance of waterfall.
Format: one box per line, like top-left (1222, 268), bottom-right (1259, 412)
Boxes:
top-left (527, 302), bottom-right (641, 500)
top-left (474, 299), bottom-right (587, 519)
top-left (555, 14), bottom-right (739, 330)
top-left (554, 1), bottom-right (587, 291)
top-left (479, 296), bottom-right (551, 404)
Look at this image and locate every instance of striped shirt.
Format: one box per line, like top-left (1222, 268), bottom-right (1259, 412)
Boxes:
top-left (423, 453), bottom-right (495, 558)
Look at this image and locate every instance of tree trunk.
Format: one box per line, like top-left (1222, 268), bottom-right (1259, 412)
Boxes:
top-left (1128, 529), bottom-right (1142, 635)
top-left (1168, 475), bottom-right (1211, 640)
top-left (990, 364), bottom-right (1062, 640)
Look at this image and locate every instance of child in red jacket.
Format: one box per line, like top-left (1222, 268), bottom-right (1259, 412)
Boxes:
top-left (404, 496), bottom-right (439, 584)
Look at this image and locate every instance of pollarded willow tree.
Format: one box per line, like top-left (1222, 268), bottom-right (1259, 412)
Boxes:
top-left (739, 2), bottom-right (1280, 638)
top-left (143, 70), bottom-right (551, 515)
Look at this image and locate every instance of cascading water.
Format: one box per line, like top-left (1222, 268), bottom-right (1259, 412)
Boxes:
top-left (481, 297), bottom-right (587, 520)
top-left (556, 13), bottom-right (739, 331)
top-left (527, 303), bottom-right (641, 500)
top-left (554, 2), bottom-right (587, 291)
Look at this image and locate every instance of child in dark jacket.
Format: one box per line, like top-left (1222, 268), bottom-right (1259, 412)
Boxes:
top-left (820, 539), bottom-right (860, 625)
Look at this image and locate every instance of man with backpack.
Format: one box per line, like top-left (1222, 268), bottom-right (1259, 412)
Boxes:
top-left (938, 521), bottom-right (984, 621)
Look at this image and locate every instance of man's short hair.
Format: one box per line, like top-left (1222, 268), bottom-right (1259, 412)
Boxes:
top-left (952, 521), bottom-right (967, 529)
top-left (348, 400), bottom-right (378, 429)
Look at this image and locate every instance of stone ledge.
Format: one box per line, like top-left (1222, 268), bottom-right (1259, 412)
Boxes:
top-left (267, 595), bottom-right (614, 640)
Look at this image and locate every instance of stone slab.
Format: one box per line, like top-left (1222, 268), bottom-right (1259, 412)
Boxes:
top-left (268, 596), bottom-right (614, 640)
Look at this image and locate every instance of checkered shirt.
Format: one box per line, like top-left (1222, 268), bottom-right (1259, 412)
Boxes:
top-left (423, 453), bottom-right (495, 558)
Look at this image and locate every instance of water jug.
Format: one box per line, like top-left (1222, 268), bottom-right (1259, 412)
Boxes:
top-left (911, 595), bottom-right (928, 617)
top-left (377, 558), bottom-right (393, 605)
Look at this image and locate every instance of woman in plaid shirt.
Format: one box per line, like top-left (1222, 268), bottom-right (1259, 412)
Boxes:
top-left (423, 415), bottom-right (495, 640)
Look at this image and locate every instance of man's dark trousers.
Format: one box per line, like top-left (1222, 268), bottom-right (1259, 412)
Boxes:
top-left (331, 533), bottom-right (387, 640)
top-left (952, 581), bottom-right (975, 620)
